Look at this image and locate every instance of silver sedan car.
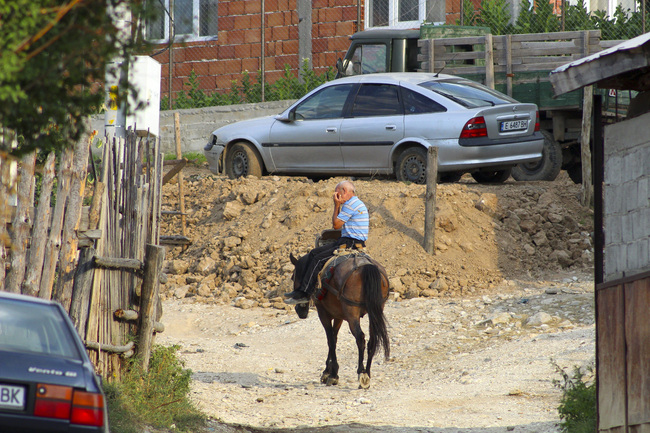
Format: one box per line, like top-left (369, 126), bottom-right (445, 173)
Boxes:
top-left (204, 73), bottom-right (543, 184)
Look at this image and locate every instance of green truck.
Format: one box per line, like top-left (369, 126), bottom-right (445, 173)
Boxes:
top-left (336, 26), bottom-right (629, 182)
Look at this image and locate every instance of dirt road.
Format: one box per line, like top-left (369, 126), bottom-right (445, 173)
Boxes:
top-left (157, 273), bottom-right (594, 432)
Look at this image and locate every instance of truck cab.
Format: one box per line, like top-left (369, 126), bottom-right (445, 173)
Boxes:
top-left (336, 29), bottom-right (421, 78)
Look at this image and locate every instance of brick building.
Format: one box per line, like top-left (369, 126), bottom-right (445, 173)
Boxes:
top-left (145, 0), bottom-right (453, 103)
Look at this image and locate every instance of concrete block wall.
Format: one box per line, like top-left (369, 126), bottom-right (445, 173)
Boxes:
top-left (90, 99), bottom-right (296, 155)
top-left (603, 111), bottom-right (650, 280)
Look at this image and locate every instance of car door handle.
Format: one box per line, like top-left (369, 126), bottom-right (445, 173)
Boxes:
top-left (385, 125), bottom-right (396, 130)
top-left (326, 127), bottom-right (337, 133)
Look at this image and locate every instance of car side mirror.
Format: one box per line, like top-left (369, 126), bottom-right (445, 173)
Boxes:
top-left (275, 111), bottom-right (294, 122)
top-left (336, 58), bottom-right (343, 75)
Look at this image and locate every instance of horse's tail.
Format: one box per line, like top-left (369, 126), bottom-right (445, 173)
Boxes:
top-left (361, 264), bottom-right (390, 360)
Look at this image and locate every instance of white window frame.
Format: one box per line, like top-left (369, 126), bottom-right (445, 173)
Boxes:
top-left (146, 0), bottom-right (218, 43)
top-left (365, 0), bottom-right (426, 29)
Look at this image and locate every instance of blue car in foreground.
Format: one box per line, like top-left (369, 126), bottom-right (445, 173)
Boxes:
top-left (0, 291), bottom-right (108, 432)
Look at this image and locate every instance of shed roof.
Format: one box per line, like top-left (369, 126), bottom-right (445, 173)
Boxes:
top-left (550, 32), bottom-right (650, 96)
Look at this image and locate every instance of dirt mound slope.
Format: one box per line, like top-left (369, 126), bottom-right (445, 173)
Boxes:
top-left (159, 168), bottom-right (594, 307)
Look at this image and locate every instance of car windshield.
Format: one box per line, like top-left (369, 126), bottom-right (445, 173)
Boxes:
top-left (419, 79), bottom-right (517, 108)
top-left (0, 298), bottom-right (80, 358)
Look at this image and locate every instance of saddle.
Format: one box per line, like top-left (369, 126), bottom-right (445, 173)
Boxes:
top-left (315, 249), bottom-right (388, 306)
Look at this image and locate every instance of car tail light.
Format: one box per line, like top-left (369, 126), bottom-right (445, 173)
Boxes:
top-left (34, 384), bottom-right (72, 419)
top-left (460, 116), bottom-right (487, 138)
top-left (534, 111), bottom-right (540, 131)
top-left (34, 384), bottom-right (104, 427)
top-left (71, 391), bottom-right (105, 427)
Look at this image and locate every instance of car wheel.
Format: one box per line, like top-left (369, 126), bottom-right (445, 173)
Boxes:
top-left (396, 147), bottom-right (428, 184)
top-left (511, 130), bottom-right (562, 181)
top-left (471, 168), bottom-right (512, 183)
top-left (225, 142), bottom-right (263, 179)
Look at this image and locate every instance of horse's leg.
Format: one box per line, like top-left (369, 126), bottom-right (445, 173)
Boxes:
top-left (348, 318), bottom-right (370, 389)
top-left (317, 307), bottom-right (342, 386)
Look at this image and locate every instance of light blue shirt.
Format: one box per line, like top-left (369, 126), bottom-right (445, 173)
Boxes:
top-left (338, 196), bottom-right (369, 241)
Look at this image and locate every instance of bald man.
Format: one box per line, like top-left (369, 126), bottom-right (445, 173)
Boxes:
top-left (285, 180), bottom-right (369, 304)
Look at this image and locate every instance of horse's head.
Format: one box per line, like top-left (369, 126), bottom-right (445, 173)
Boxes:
top-left (289, 252), bottom-right (308, 291)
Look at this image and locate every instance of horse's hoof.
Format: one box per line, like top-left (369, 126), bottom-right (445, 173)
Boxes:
top-left (358, 373), bottom-right (370, 389)
top-left (326, 377), bottom-right (339, 386)
top-left (320, 373), bottom-right (329, 384)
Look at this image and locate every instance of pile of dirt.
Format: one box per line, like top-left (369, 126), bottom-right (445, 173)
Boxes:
top-left (159, 168), bottom-right (594, 308)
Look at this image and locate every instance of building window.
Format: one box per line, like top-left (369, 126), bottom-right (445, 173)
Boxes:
top-left (367, 0), bottom-right (425, 29)
top-left (146, 0), bottom-right (218, 42)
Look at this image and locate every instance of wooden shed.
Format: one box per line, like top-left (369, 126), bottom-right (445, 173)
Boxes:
top-left (550, 32), bottom-right (650, 433)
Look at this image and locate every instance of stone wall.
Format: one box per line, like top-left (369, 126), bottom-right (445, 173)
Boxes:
top-left (603, 111), bottom-right (650, 280)
top-left (90, 99), bottom-right (296, 154)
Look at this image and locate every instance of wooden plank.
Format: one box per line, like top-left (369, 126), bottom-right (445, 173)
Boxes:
top-left (69, 247), bottom-right (96, 337)
top-left (40, 149), bottom-right (73, 299)
top-left (5, 152), bottom-right (36, 293)
top-left (484, 34), bottom-right (494, 89)
top-left (506, 34), bottom-right (513, 97)
top-left (597, 285), bottom-right (627, 429)
top-left (509, 29), bottom-right (601, 42)
top-left (625, 277), bottom-right (650, 426)
top-left (580, 90), bottom-right (593, 208)
top-left (54, 133), bottom-right (90, 312)
top-left (159, 235), bottom-right (192, 246)
top-left (93, 256), bottom-right (143, 271)
top-left (432, 35), bottom-right (486, 46)
top-left (22, 152), bottom-right (55, 297)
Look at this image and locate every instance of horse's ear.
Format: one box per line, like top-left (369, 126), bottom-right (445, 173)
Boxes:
top-left (290, 253), bottom-right (298, 265)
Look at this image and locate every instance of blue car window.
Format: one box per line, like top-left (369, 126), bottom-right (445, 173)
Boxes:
top-left (351, 84), bottom-right (401, 117)
top-left (401, 87), bottom-right (446, 114)
top-left (0, 299), bottom-right (80, 358)
top-left (294, 84), bottom-right (354, 120)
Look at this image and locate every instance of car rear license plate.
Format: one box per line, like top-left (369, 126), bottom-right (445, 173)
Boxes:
top-left (0, 384), bottom-right (26, 410)
top-left (500, 120), bottom-right (528, 132)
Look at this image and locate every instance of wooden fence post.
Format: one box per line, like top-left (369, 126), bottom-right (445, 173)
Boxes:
top-left (137, 244), bottom-right (164, 370)
top-left (424, 147), bottom-right (438, 254)
top-left (581, 86), bottom-right (594, 207)
top-left (174, 112), bottom-right (187, 238)
top-left (5, 152), bottom-right (36, 293)
top-left (54, 134), bottom-right (90, 311)
top-left (69, 247), bottom-right (96, 337)
top-left (23, 152), bottom-right (56, 297)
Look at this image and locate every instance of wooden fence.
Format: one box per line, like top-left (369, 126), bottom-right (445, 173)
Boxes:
top-left (0, 129), bottom-right (165, 378)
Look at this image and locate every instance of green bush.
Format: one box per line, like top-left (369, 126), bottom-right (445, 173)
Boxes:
top-left (162, 59), bottom-right (334, 111)
top-left (106, 345), bottom-right (205, 433)
top-left (554, 361), bottom-right (597, 433)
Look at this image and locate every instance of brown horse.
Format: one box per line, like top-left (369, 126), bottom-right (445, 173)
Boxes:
top-left (289, 251), bottom-right (390, 389)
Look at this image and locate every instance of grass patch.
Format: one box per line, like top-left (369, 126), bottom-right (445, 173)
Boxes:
top-left (106, 345), bottom-right (206, 433)
top-left (553, 360), bottom-right (596, 433)
top-left (164, 152), bottom-right (207, 166)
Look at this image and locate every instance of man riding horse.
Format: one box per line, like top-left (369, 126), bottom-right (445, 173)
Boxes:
top-left (284, 180), bottom-right (369, 304)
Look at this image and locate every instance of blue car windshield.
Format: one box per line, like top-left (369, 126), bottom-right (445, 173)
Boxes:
top-left (419, 79), bottom-right (517, 108)
top-left (0, 299), bottom-right (80, 359)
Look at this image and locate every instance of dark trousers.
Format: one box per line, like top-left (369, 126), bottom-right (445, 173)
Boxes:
top-left (297, 237), bottom-right (365, 295)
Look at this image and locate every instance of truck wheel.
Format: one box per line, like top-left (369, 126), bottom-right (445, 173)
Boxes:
top-left (396, 147), bottom-right (427, 184)
top-left (471, 168), bottom-right (512, 183)
top-left (225, 142), bottom-right (263, 179)
top-left (512, 130), bottom-right (562, 181)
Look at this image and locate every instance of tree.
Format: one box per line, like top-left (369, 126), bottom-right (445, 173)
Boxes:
top-left (0, 0), bottom-right (141, 156)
